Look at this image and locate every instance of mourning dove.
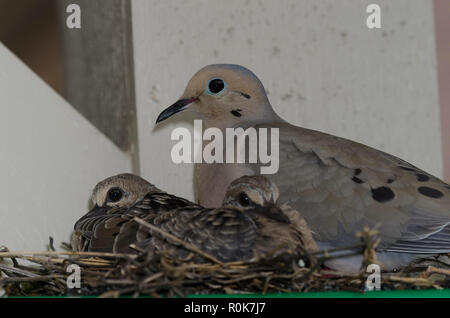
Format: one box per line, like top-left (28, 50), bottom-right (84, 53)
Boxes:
top-left (221, 175), bottom-right (317, 261)
top-left (73, 174), bottom-right (316, 264)
top-left (156, 64), bottom-right (450, 272)
top-left (71, 173), bottom-right (195, 253)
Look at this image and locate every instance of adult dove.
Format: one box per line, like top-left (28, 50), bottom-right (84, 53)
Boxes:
top-left (72, 173), bottom-right (316, 263)
top-left (156, 64), bottom-right (450, 272)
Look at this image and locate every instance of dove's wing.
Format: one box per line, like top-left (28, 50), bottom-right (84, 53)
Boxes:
top-left (254, 122), bottom-right (450, 253)
top-left (72, 192), bottom-right (198, 253)
top-left (72, 205), bottom-right (133, 252)
top-left (151, 207), bottom-right (257, 262)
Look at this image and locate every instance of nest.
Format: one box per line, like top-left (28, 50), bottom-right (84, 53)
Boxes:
top-left (1, 224), bottom-right (449, 297)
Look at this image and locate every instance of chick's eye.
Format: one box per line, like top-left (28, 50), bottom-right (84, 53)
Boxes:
top-left (107, 188), bottom-right (123, 202)
top-left (238, 192), bottom-right (250, 207)
top-left (207, 78), bottom-right (226, 95)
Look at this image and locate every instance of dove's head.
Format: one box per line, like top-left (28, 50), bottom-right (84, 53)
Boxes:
top-left (156, 64), bottom-right (279, 128)
top-left (91, 173), bottom-right (158, 208)
top-left (222, 175), bottom-right (288, 223)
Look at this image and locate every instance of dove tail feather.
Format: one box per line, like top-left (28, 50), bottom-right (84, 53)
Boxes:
top-left (385, 224), bottom-right (450, 254)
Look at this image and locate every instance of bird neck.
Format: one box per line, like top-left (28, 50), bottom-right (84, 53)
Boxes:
top-left (202, 106), bottom-right (284, 131)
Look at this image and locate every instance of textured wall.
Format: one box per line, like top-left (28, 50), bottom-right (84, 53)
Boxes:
top-left (0, 44), bottom-right (131, 250)
top-left (132, 0), bottom-right (442, 201)
top-left (435, 0), bottom-right (450, 181)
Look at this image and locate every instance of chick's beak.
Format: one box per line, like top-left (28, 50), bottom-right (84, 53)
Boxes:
top-left (156, 97), bottom-right (199, 123)
top-left (253, 204), bottom-right (290, 224)
top-left (74, 204), bottom-right (110, 229)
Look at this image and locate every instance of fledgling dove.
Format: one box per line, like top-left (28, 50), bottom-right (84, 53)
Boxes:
top-left (147, 175), bottom-right (316, 263)
top-left (72, 174), bottom-right (316, 264)
top-left (71, 173), bottom-right (195, 253)
top-left (156, 64), bottom-right (450, 273)
top-left (220, 175), bottom-right (317, 262)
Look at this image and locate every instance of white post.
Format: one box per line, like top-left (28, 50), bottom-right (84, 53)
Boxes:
top-left (0, 44), bottom-right (131, 250)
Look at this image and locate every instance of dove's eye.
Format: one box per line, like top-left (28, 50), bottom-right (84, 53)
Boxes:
top-left (206, 78), bottom-right (226, 95)
top-left (238, 192), bottom-right (250, 207)
top-left (107, 188), bottom-right (123, 203)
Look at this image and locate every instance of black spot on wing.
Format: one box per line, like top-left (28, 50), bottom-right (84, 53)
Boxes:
top-left (352, 176), bottom-right (364, 184)
top-left (354, 168), bottom-right (362, 175)
top-left (231, 109), bottom-right (242, 117)
top-left (416, 173), bottom-right (430, 182)
top-left (371, 186), bottom-right (395, 202)
top-left (387, 178), bottom-right (395, 184)
top-left (418, 186), bottom-right (444, 199)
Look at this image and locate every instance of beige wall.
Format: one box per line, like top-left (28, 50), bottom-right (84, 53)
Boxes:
top-left (435, 0), bottom-right (450, 181)
top-left (132, 0), bottom-right (443, 201)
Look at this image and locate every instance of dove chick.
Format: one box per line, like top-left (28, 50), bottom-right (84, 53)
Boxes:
top-left (73, 174), bottom-right (316, 265)
top-left (149, 175), bottom-right (317, 263)
top-left (222, 175), bottom-right (317, 260)
top-left (71, 173), bottom-right (195, 253)
top-left (156, 64), bottom-right (450, 272)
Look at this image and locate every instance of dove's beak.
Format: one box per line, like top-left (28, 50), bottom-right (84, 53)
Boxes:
top-left (156, 97), bottom-right (199, 123)
top-left (252, 204), bottom-right (290, 224)
top-left (74, 204), bottom-right (110, 228)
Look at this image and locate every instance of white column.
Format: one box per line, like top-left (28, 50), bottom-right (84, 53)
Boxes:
top-left (0, 44), bottom-right (131, 250)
